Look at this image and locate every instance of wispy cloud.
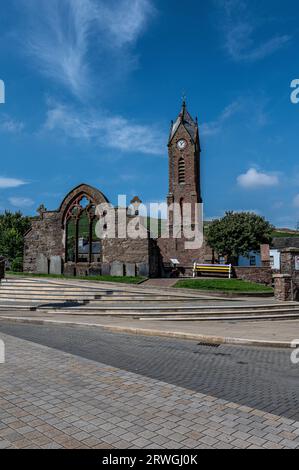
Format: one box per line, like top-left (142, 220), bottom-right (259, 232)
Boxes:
top-left (293, 195), bottom-right (299, 208)
top-left (9, 197), bottom-right (34, 208)
top-left (201, 100), bottom-right (242, 136)
top-left (44, 102), bottom-right (164, 155)
top-left (201, 95), bottom-right (269, 137)
top-left (22, 0), bottom-right (154, 99)
top-left (216, 0), bottom-right (291, 62)
top-left (0, 114), bottom-right (24, 133)
top-left (237, 168), bottom-right (280, 189)
top-left (0, 177), bottom-right (27, 189)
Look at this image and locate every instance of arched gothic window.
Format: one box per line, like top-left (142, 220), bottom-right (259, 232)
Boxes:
top-left (178, 157), bottom-right (185, 184)
top-left (65, 195), bottom-right (102, 263)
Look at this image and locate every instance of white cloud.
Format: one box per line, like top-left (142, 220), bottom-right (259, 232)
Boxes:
top-left (0, 177), bottom-right (27, 189)
top-left (44, 102), bottom-right (164, 155)
top-left (23, 0), bottom-right (154, 99)
top-left (0, 114), bottom-right (24, 133)
top-left (237, 168), bottom-right (279, 189)
top-left (216, 0), bottom-right (291, 62)
top-left (9, 197), bottom-right (35, 208)
top-left (293, 195), bottom-right (299, 208)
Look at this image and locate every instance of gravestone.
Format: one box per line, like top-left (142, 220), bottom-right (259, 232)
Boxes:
top-left (137, 262), bottom-right (149, 277)
top-left (126, 263), bottom-right (136, 277)
top-left (64, 264), bottom-right (75, 277)
top-left (89, 267), bottom-right (102, 276)
top-left (110, 261), bottom-right (124, 277)
top-left (50, 256), bottom-right (62, 275)
top-left (37, 254), bottom-right (48, 274)
top-left (101, 263), bottom-right (111, 276)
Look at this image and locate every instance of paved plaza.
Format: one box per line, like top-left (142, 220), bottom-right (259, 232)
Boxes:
top-left (0, 324), bottom-right (299, 449)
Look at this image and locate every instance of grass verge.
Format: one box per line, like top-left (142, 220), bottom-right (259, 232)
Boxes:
top-left (174, 278), bottom-right (273, 293)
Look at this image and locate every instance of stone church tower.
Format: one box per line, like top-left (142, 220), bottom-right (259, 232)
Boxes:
top-left (167, 100), bottom-right (202, 229)
top-left (168, 100), bottom-right (202, 202)
top-left (157, 101), bottom-right (210, 270)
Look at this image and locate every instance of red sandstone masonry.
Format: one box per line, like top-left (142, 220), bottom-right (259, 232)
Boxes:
top-left (233, 267), bottom-right (273, 286)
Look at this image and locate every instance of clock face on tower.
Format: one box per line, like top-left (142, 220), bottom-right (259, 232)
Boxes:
top-left (177, 139), bottom-right (187, 150)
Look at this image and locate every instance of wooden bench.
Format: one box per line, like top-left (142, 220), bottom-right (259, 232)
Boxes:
top-left (193, 263), bottom-right (232, 279)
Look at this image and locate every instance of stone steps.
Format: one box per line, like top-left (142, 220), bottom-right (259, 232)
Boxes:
top-left (44, 310), bottom-right (299, 322)
top-left (37, 304), bottom-right (299, 317)
top-left (0, 276), bottom-right (295, 323)
top-left (0, 277), bottom-right (212, 303)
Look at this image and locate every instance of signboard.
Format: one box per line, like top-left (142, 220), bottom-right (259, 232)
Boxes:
top-left (170, 259), bottom-right (179, 266)
top-left (295, 256), bottom-right (299, 271)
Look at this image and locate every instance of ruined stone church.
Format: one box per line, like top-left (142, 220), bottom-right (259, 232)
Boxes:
top-left (24, 102), bottom-right (211, 277)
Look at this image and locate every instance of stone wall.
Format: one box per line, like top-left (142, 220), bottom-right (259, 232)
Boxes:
top-left (102, 237), bottom-right (160, 277)
top-left (233, 266), bottom-right (273, 286)
top-left (23, 212), bottom-right (63, 274)
top-left (157, 236), bottom-right (212, 270)
top-left (24, 204), bottom-right (161, 278)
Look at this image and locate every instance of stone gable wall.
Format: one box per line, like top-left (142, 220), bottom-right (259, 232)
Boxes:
top-left (23, 212), bottom-right (63, 273)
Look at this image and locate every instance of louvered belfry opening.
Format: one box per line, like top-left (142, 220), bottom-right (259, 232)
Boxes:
top-left (178, 157), bottom-right (185, 184)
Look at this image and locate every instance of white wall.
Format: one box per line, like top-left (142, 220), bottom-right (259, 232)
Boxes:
top-left (270, 249), bottom-right (280, 270)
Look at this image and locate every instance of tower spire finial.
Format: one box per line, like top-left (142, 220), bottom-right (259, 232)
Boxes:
top-left (181, 90), bottom-right (187, 107)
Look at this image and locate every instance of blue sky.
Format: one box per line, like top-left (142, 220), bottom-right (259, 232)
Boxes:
top-left (0, 0), bottom-right (299, 227)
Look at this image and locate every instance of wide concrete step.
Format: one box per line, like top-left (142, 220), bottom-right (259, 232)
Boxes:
top-left (1, 284), bottom-right (103, 292)
top-left (0, 291), bottom-right (204, 302)
top-left (0, 288), bottom-right (193, 300)
top-left (39, 309), bottom-right (299, 322)
top-left (0, 288), bottom-right (99, 295)
top-left (138, 313), bottom-right (299, 322)
top-left (39, 302), bottom-right (297, 312)
top-left (37, 304), bottom-right (299, 316)
top-left (0, 296), bottom-right (96, 302)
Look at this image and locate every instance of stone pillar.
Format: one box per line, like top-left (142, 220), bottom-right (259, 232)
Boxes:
top-left (280, 248), bottom-right (299, 300)
top-left (273, 274), bottom-right (293, 301)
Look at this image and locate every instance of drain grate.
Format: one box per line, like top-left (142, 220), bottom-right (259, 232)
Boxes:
top-left (197, 342), bottom-right (221, 348)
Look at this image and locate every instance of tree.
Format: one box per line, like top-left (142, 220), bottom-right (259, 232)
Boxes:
top-left (0, 211), bottom-right (31, 271)
top-left (206, 211), bottom-right (274, 264)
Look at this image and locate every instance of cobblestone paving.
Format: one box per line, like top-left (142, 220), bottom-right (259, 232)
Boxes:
top-left (0, 333), bottom-right (299, 449)
top-left (1, 322), bottom-right (299, 421)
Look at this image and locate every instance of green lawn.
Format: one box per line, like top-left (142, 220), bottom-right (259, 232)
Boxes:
top-left (174, 278), bottom-right (273, 293)
top-left (7, 272), bottom-right (145, 285)
top-left (272, 231), bottom-right (299, 238)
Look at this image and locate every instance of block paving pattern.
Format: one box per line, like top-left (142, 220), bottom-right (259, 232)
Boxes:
top-left (0, 333), bottom-right (299, 449)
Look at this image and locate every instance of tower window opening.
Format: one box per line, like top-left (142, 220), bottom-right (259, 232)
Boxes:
top-left (178, 157), bottom-right (185, 184)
